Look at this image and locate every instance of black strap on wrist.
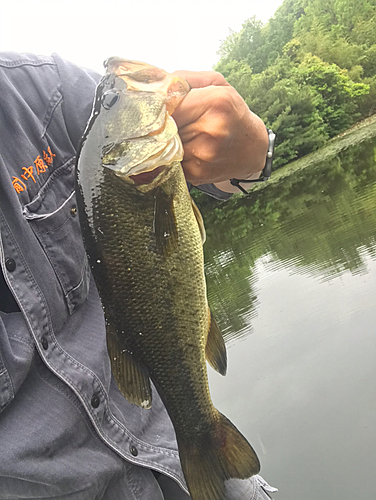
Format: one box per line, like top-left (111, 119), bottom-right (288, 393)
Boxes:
top-left (230, 128), bottom-right (276, 194)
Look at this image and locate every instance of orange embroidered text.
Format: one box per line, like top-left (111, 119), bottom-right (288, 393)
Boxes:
top-left (12, 177), bottom-right (27, 193)
top-left (43, 147), bottom-right (55, 166)
top-left (21, 166), bottom-right (36, 183)
top-left (34, 155), bottom-right (48, 175)
top-left (12, 147), bottom-right (56, 194)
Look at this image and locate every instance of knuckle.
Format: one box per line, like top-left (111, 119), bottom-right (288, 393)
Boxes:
top-left (209, 87), bottom-right (236, 115)
top-left (200, 150), bottom-right (216, 165)
top-left (198, 137), bottom-right (222, 163)
top-left (210, 71), bottom-right (228, 85)
top-left (203, 114), bottom-right (230, 142)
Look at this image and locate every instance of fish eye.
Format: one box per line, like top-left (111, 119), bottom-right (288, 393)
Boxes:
top-left (102, 90), bottom-right (120, 110)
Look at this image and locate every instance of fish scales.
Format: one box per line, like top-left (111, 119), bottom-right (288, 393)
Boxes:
top-left (97, 164), bottom-right (212, 432)
top-left (76, 57), bottom-right (260, 500)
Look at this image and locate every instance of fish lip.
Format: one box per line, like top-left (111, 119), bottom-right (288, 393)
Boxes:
top-left (104, 130), bottom-right (183, 179)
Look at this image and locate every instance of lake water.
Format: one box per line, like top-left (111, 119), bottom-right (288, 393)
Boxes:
top-left (199, 134), bottom-right (376, 500)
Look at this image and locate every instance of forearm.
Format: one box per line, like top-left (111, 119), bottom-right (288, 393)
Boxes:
top-left (213, 111), bottom-right (269, 193)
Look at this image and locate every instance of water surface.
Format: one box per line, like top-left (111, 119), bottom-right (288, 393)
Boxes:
top-left (199, 135), bottom-right (376, 500)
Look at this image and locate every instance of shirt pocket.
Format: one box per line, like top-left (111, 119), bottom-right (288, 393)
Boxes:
top-left (23, 157), bottom-right (90, 315)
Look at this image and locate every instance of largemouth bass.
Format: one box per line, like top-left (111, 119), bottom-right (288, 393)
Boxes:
top-left (75, 57), bottom-right (260, 500)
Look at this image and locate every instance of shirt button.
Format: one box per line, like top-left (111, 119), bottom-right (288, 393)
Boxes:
top-left (5, 258), bottom-right (16, 272)
top-left (130, 445), bottom-right (138, 457)
top-left (70, 206), bottom-right (77, 217)
top-left (91, 394), bottom-right (100, 408)
top-left (41, 336), bottom-right (48, 350)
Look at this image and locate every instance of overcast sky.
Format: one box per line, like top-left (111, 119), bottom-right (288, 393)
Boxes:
top-left (2, 0), bottom-right (284, 75)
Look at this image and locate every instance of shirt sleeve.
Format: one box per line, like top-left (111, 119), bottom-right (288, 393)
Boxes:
top-left (187, 182), bottom-right (233, 201)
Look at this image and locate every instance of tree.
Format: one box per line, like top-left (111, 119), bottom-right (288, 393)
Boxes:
top-left (295, 54), bottom-right (369, 135)
top-left (214, 0), bottom-right (375, 169)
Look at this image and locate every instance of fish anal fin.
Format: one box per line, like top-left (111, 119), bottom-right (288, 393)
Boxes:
top-left (205, 312), bottom-right (227, 376)
top-left (178, 410), bottom-right (260, 500)
top-left (153, 187), bottom-right (178, 255)
top-left (191, 197), bottom-right (206, 244)
top-left (106, 327), bottom-right (152, 409)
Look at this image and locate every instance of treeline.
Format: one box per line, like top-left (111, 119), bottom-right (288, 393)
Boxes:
top-left (215, 0), bottom-right (376, 168)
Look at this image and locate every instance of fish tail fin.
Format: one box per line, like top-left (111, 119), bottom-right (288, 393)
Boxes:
top-left (178, 411), bottom-right (260, 500)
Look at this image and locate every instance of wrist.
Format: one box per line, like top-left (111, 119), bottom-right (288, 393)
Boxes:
top-left (230, 128), bottom-right (276, 194)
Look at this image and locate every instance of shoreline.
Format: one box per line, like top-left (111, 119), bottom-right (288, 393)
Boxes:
top-left (252, 114), bottom-right (376, 192)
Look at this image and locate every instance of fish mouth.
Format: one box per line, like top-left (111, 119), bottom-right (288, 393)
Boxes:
top-left (102, 58), bottom-right (189, 187)
top-left (130, 165), bottom-right (165, 185)
top-left (108, 128), bottom-right (184, 183)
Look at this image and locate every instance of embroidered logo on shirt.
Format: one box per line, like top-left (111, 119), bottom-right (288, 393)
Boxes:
top-left (12, 147), bottom-right (56, 194)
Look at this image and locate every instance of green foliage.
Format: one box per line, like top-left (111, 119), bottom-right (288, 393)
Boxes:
top-left (216, 17), bottom-right (270, 75)
top-left (295, 54), bottom-right (369, 134)
top-left (362, 46), bottom-right (376, 77)
top-left (357, 76), bottom-right (376, 116)
top-left (215, 0), bottom-right (376, 169)
top-left (351, 16), bottom-right (376, 47)
top-left (297, 23), bottom-right (363, 70)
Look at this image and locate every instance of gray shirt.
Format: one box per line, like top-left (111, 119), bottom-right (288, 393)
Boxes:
top-left (0, 52), bottom-right (276, 499)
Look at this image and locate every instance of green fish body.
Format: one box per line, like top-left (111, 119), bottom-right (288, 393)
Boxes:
top-left (76, 58), bottom-right (260, 500)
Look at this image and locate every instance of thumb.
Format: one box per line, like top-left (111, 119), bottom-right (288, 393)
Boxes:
top-left (172, 70), bottom-right (230, 89)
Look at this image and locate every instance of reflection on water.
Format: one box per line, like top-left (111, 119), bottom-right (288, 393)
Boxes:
top-left (199, 136), bottom-right (376, 499)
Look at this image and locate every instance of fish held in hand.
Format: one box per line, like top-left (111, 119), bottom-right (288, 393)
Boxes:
top-left (75, 57), bottom-right (260, 500)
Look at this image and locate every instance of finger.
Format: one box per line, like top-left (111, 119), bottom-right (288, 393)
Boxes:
top-left (178, 113), bottom-right (229, 144)
top-left (182, 158), bottom-right (224, 185)
top-left (181, 140), bottom-right (224, 185)
top-left (181, 158), bottom-right (212, 185)
top-left (178, 128), bottom-right (200, 144)
top-left (173, 85), bottom-right (231, 129)
top-left (172, 70), bottom-right (230, 88)
top-left (172, 88), bottom-right (208, 128)
top-left (182, 133), bottom-right (220, 165)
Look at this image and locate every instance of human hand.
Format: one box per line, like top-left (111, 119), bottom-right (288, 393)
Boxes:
top-left (171, 71), bottom-right (268, 191)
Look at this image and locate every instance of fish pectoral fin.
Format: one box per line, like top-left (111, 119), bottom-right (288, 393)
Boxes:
top-left (191, 196), bottom-right (206, 244)
top-left (106, 328), bottom-right (152, 409)
top-left (205, 311), bottom-right (227, 376)
top-left (153, 187), bottom-right (178, 255)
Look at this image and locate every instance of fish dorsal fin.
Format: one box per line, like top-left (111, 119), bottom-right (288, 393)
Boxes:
top-left (106, 326), bottom-right (152, 409)
top-left (205, 311), bottom-right (227, 376)
top-left (153, 187), bottom-right (178, 255)
top-left (191, 197), bottom-right (206, 244)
